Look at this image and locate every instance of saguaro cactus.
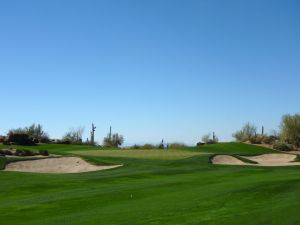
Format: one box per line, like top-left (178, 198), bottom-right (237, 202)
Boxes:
top-left (109, 126), bottom-right (112, 143)
top-left (213, 132), bottom-right (216, 142)
top-left (90, 123), bottom-right (96, 145)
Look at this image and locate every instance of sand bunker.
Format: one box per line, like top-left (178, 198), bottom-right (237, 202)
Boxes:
top-left (4, 157), bottom-right (122, 174)
top-left (212, 154), bottom-right (300, 167)
top-left (212, 155), bottom-right (250, 166)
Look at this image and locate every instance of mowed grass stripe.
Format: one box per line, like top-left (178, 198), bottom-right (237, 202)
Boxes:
top-left (70, 149), bottom-right (208, 160)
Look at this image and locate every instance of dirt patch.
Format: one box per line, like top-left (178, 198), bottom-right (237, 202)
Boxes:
top-left (212, 154), bottom-right (300, 167)
top-left (4, 157), bottom-right (122, 173)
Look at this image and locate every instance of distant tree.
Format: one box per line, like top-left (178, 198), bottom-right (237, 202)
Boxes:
top-left (8, 124), bottom-right (49, 143)
top-left (280, 114), bottom-right (300, 147)
top-left (26, 124), bottom-right (49, 143)
top-left (62, 127), bottom-right (85, 144)
top-left (233, 123), bottom-right (257, 142)
top-left (201, 134), bottom-right (211, 144)
top-left (9, 127), bottom-right (26, 134)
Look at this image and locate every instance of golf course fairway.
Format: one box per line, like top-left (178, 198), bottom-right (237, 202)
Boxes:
top-left (1, 143), bottom-right (300, 225)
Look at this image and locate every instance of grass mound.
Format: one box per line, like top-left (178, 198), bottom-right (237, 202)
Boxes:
top-left (197, 142), bottom-right (274, 155)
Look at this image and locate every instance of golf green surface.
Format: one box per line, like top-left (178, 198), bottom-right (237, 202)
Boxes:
top-left (1, 142), bottom-right (300, 225)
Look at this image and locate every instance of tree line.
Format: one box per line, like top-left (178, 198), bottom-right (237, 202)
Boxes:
top-left (233, 113), bottom-right (300, 151)
top-left (1, 113), bottom-right (299, 150)
top-left (0, 124), bottom-right (124, 148)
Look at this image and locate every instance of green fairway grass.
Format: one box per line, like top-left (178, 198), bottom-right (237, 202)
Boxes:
top-left (1, 143), bottom-right (300, 225)
top-left (72, 149), bottom-right (208, 160)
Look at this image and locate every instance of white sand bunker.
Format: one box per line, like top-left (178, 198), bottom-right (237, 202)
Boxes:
top-left (4, 157), bottom-right (122, 174)
top-left (212, 155), bottom-right (250, 166)
top-left (212, 154), bottom-right (300, 167)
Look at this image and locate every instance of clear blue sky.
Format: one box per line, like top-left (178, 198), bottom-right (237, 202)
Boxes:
top-left (0, 0), bottom-right (299, 145)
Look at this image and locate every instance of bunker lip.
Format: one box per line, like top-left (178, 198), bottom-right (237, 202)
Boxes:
top-left (212, 153), bottom-right (300, 167)
top-left (3, 157), bottom-right (122, 174)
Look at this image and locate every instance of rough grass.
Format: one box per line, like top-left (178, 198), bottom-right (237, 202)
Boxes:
top-left (0, 157), bottom-right (7, 170)
top-left (2, 142), bottom-right (300, 225)
top-left (234, 155), bottom-right (259, 164)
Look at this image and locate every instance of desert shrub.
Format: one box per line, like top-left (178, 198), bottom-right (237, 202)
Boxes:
top-left (273, 142), bottom-right (293, 151)
top-left (233, 123), bottom-right (257, 142)
top-left (55, 140), bottom-right (71, 144)
top-left (201, 133), bottom-right (218, 144)
top-left (261, 135), bottom-right (276, 144)
top-left (8, 124), bottom-right (50, 143)
top-left (169, 143), bottom-right (187, 149)
top-left (158, 143), bottom-right (164, 149)
top-left (196, 142), bottom-right (205, 146)
top-left (38, 150), bottom-right (49, 156)
top-left (6, 133), bottom-right (34, 145)
top-left (103, 133), bottom-right (124, 148)
top-left (130, 145), bottom-right (141, 149)
top-left (248, 136), bottom-right (263, 144)
top-left (62, 127), bottom-right (84, 144)
top-left (142, 144), bottom-right (155, 149)
top-left (280, 114), bottom-right (300, 148)
top-left (40, 135), bottom-right (50, 143)
top-left (125, 144), bottom-right (141, 150)
top-left (125, 144), bottom-right (157, 150)
top-left (15, 149), bottom-right (35, 156)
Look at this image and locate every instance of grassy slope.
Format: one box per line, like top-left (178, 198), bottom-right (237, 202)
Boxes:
top-left (197, 142), bottom-right (275, 155)
top-left (1, 143), bottom-right (300, 225)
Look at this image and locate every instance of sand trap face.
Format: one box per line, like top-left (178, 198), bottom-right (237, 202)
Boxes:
top-left (243, 154), bottom-right (300, 166)
top-left (212, 155), bottom-right (250, 166)
top-left (4, 157), bottom-right (122, 174)
top-left (212, 154), bottom-right (300, 167)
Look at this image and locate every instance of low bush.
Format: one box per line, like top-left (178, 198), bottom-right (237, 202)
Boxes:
top-left (168, 143), bottom-right (187, 149)
top-left (15, 149), bottom-right (36, 156)
top-left (249, 136), bottom-right (262, 144)
top-left (196, 142), bottom-right (205, 146)
top-left (158, 143), bottom-right (164, 149)
top-left (273, 142), bottom-right (293, 151)
top-left (261, 135), bottom-right (275, 144)
top-left (38, 150), bottom-right (49, 156)
top-left (142, 144), bottom-right (156, 149)
top-left (128, 145), bottom-right (141, 149)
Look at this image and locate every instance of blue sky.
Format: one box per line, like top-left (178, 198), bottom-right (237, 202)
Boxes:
top-left (0, 0), bottom-right (299, 145)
